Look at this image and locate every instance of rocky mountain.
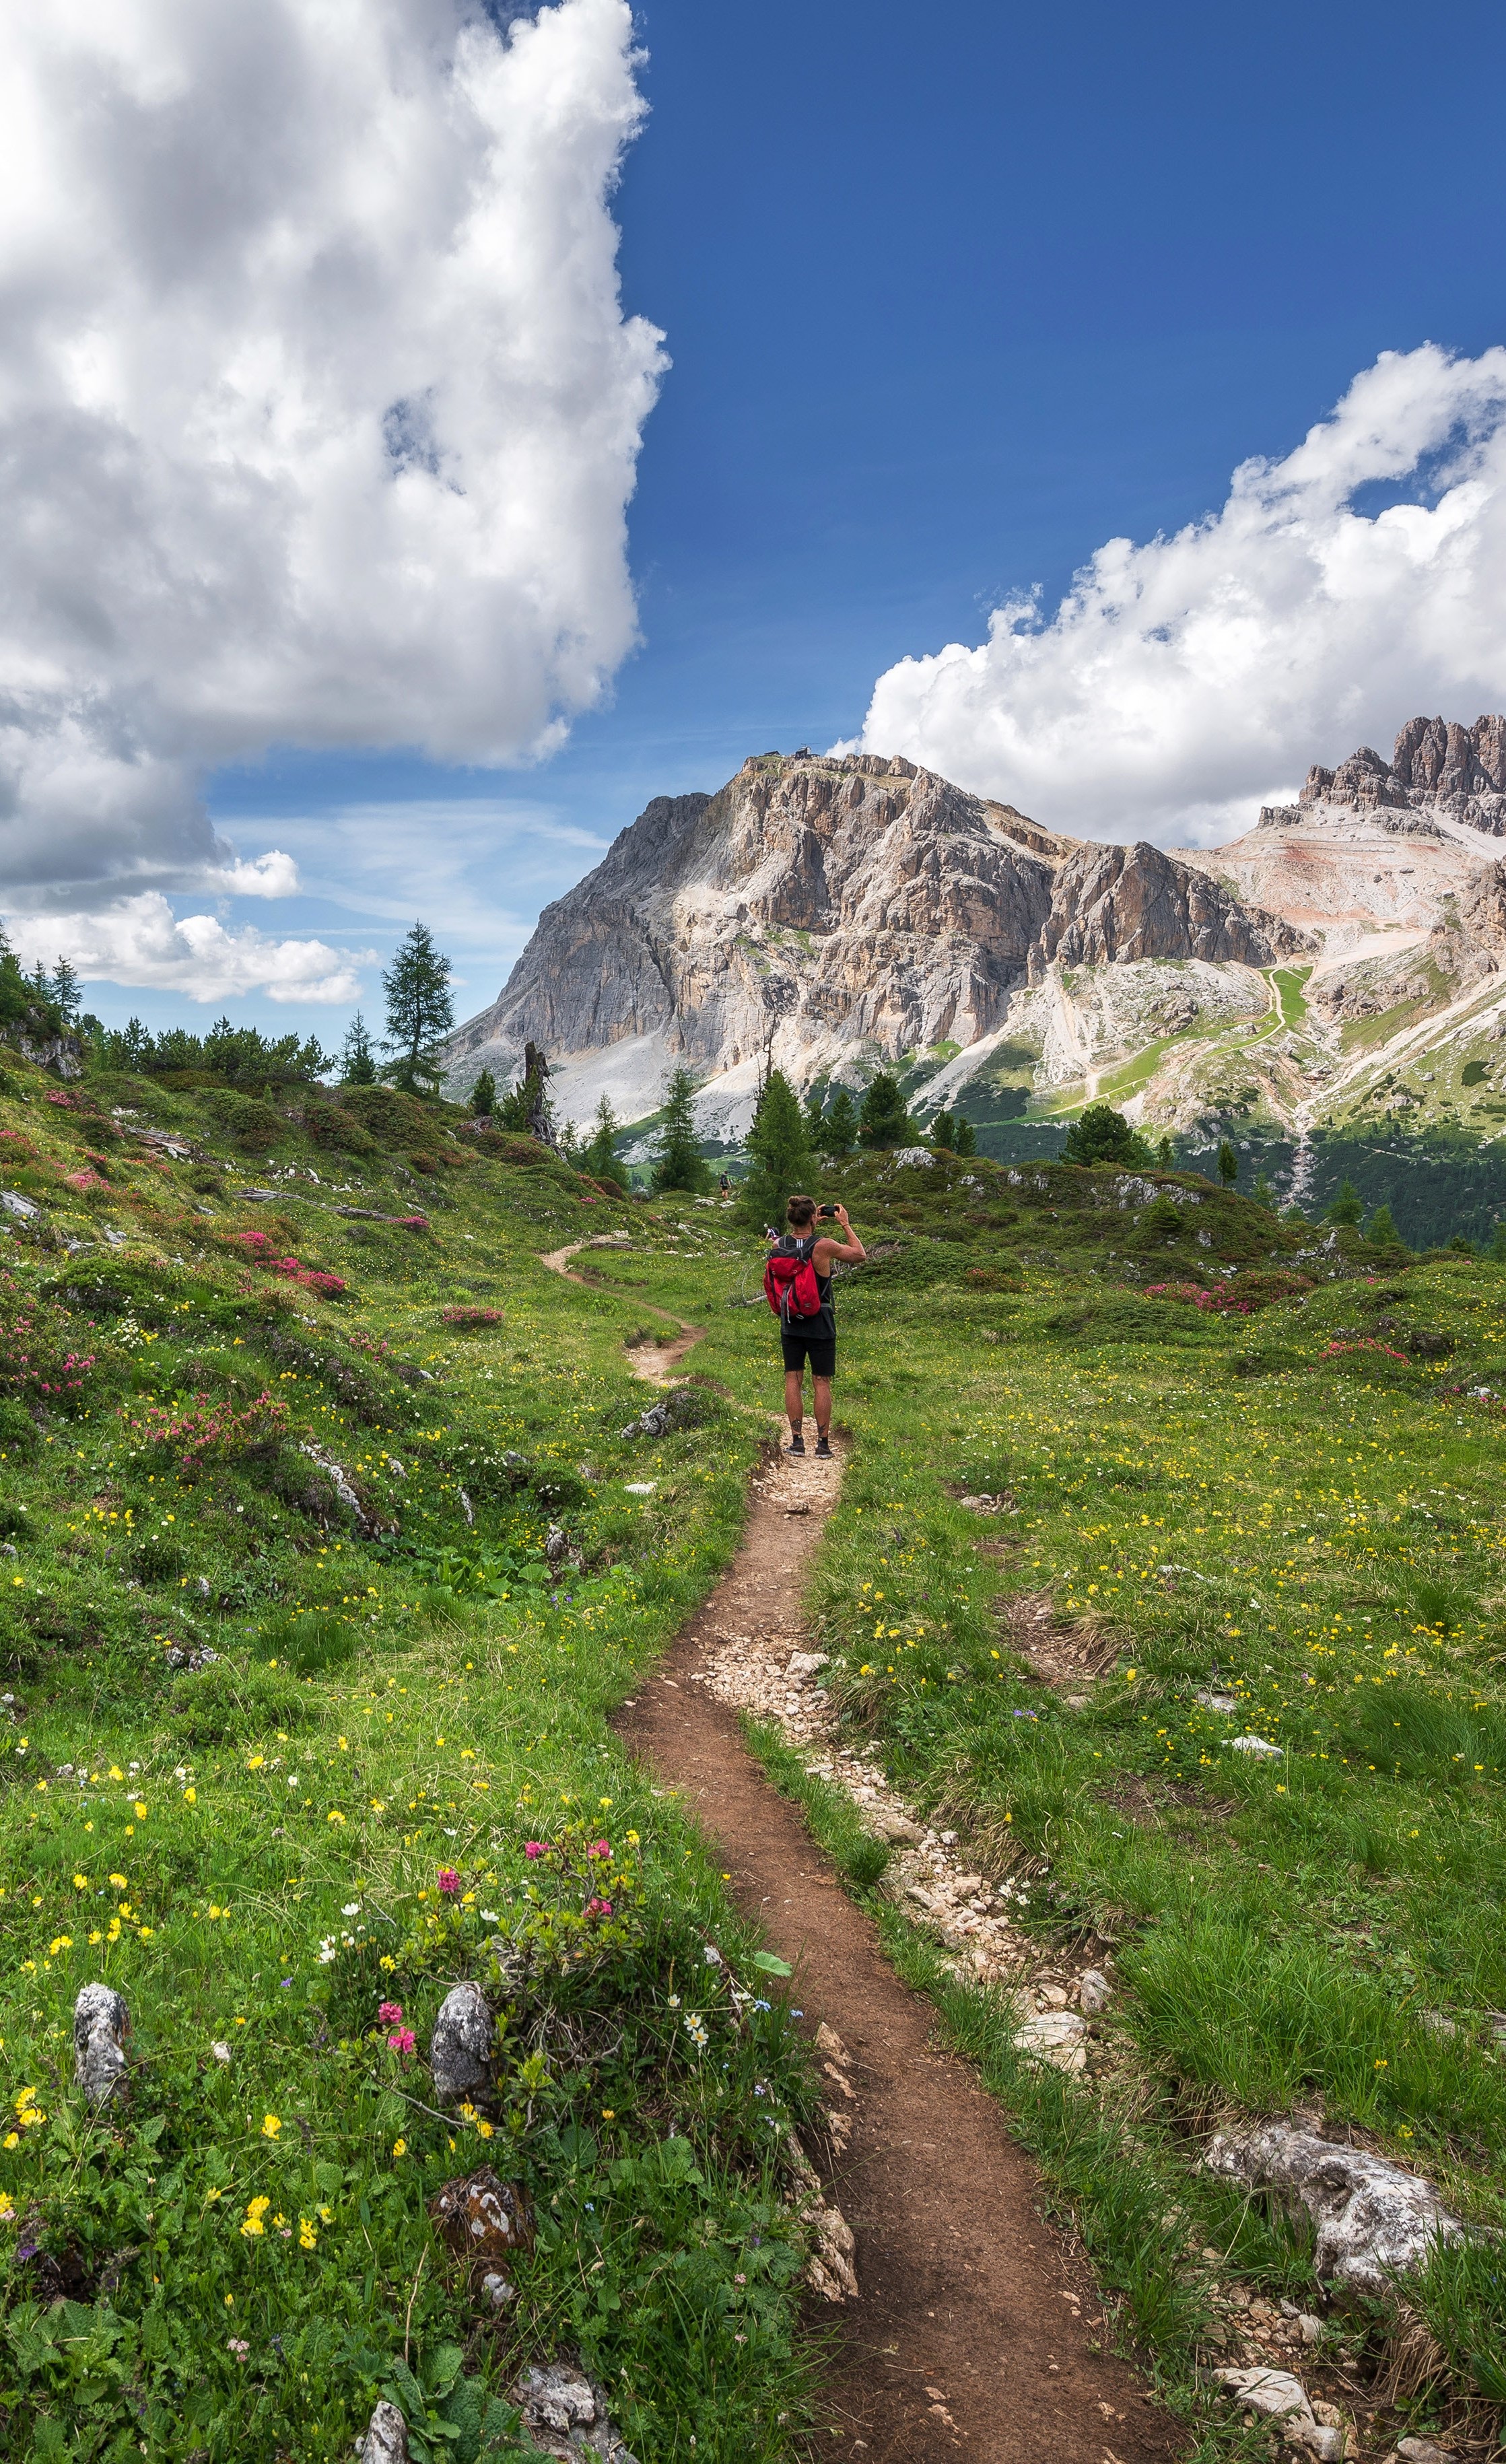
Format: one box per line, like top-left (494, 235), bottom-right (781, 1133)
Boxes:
top-left (443, 717), bottom-right (1506, 1213)
top-left (444, 751), bottom-right (1307, 1141)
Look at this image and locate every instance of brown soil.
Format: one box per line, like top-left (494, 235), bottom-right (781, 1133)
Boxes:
top-left (616, 1448), bottom-right (1181, 2464)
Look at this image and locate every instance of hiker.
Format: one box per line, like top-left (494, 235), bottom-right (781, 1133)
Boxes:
top-left (763, 1193), bottom-right (865, 1458)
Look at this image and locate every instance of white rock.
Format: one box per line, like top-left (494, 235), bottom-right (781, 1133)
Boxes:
top-left (1195, 1689), bottom-right (1239, 1712)
top-left (1214, 2366), bottom-right (1310, 2422)
top-left (1205, 2123), bottom-right (1470, 2292)
top-left (1397, 2440), bottom-right (1456, 2463)
top-left (623, 1481), bottom-right (656, 1496)
top-left (1013, 2010), bottom-right (1087, 2072)
top-left (73, 1982), bottom-right (129, 2105)
top-left (1079, 1967), bottom-right (1112, 2014)
top-left (1298, 2313), bottom-right (1324, 2343)
top-left (787, 1651), bottom-right (829, 1678)
top-left (211, 2041), bottom-right (232, 2064)
top-left (430, 1981), bottom-right (492, 2101)
top-left (510, 2361), bottom-right (640, 2463)
top-left (357, 2399), bottom-right (409, 2464)
top-left (1227, 1734), bottom-right (1283, 1758)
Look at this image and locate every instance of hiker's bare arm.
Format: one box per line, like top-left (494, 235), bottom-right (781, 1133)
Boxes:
top-left (815, 1205), bottom-right (865, 1266)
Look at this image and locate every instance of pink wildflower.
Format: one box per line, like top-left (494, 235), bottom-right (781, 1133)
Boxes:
top-left (437, 1868), bottom-right (461, 1896)
top-left (377, 2001), bottom-right (404, 2025)
top-left (587, 1839), bottom-right (610, 1860)
top-left (523, 1841), bottom-right (547, 1860)
top-left (586, 1897), bottom-right (613, 1919)
top-left (386, 2027), bottom-right (417, 2057)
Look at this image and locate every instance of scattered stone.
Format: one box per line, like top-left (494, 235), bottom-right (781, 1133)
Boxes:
top-left (211, 2041), bottom-right (232, 2063)
top-left (357, 2399), bottom-right (409, 2464)
top-left (430, 2166), bottom-right (535, 2265)
top-left (1214, 2368), bottom-right (1342, 2459)
top-left (1227, 1734), bottom-right (1283, 1758)
top-left (430, 1983), bottom-right (493, 2100)
top-left (1298, 2313), bottom-right (1324, 2343)
top-left (242, 1189), bottom-right (278, 1204)
top-left (621, 1402), bottom-right (671, 1440)
top-left (1195, 1688), bottom-right (1239, 1712)
top-left (1078, 1967), bottom-right (1112, 2014)
top-left (787, 1651), bottom-right (829, 1678)
top-left (509, 2362), bottom-right (640, 2463)
top-left (1013, 2010), bottom-right (1087, 2073)
top-left (73, 1982), bottom-right (130, 2106)
top-left (1396, 2439), bottom-right (1456, 2463)
top-left (1, 1190), bottom-right (40, 1219)
top-left (623, 1481), bottom-right (656, 1496)
top-left (163, 1644), bottom-right (219, 1671)
top-left (479, 2269), bottom-right (514, 2310)
top-left (1205, 2123), bottom-right (1470, 2292)
top-left (869, 1807), bottom-right (922, 1844)
top-left (300, 1443), bottom-right (380, 1534)
top-left (784, 2128), bottom-right (860, 2302)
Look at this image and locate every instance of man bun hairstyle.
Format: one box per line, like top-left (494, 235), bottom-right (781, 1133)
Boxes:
top-left (786, 1192), bottom-right (817, 1228)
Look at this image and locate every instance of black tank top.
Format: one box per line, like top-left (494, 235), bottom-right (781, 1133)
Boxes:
top-left (775, 1234), bottom-right (835, 1338)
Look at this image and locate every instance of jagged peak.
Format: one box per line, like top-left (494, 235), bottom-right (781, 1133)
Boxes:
top-left (1301, 712), bottom-right (1506, 811)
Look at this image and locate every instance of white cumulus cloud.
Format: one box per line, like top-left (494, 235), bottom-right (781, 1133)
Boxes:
top-left (0, 0), bottom-right (663, 992)
top-left (9, 899), bottom-right (366, 1004)
top-left (852, 345), bottom-right (1506, 844)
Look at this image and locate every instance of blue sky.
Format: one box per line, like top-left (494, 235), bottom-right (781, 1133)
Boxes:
top-left (43, 0), bottom-right (1506, 1040)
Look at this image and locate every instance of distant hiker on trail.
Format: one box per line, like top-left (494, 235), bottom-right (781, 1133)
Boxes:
top-left (763, 1192), bottom-right (865, 1458)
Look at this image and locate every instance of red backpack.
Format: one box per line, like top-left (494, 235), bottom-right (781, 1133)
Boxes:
top-left (763, 1235), bottom-right (823, 1322)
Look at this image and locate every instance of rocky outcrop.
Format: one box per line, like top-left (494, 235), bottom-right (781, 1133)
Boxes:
top-left (1303, 714), bottom-right (1506, 833)
top-left (1029, 840), bottom-right (1309, 979)
top-left (445, 754), bottom-right (1070, 1095)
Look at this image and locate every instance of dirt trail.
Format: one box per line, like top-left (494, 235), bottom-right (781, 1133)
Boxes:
top-left (539, 1240), bottom-right (704, 1383)
top-left (618, 1445), bottom-right (1177, 2464)
top-left (542, 1239), bottom-right (1175, 2459)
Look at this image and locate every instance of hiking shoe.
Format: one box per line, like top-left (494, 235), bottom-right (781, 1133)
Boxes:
top-left (786, 1432), bottom-right (805, 1455)
top-left (814, 1437), bottom-right (833, 1459)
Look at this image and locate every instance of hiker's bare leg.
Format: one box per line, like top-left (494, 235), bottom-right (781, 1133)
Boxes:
top-left (812, 1375), bottom-right (832, 1440)
top-left (784, 1369), bottom-right (805, 1434)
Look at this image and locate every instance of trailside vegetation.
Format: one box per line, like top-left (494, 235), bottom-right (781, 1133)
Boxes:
top-left (652, 1067), bottom-right (713, 1195)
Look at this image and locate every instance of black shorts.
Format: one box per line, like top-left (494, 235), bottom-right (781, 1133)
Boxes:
top-left (781, 1328), bottom-right (836, 1378)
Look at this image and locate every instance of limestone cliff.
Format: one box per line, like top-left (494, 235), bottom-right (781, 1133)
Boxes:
top-left (444, 751), bottom-right (1301, 1120)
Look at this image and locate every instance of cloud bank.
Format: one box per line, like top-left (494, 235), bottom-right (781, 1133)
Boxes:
top-left (7, 899), bottom-right (366, 1004)
top-left (0, 0), bottom-right (663, 990)
top-left (853, 345), bottom-right (1506, 845)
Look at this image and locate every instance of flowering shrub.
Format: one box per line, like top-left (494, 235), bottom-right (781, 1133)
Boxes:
top-left (121, 1388), bottom-right (289, 1474)
top-left (230, 1229), bottom-right (346, 1299)
top-left (0, 1278), bottom-right (97, 1402)
top-left (1319, 1336), bottom-right (1408, 1363)
top-left (65, 1169), bottom-right (108, 1194)
top-left (440, 1305), bottom-right (502, 1328)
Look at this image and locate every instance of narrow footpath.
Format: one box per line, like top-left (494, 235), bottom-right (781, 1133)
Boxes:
top-left (540, 1243), bottom-right (1179, 2463)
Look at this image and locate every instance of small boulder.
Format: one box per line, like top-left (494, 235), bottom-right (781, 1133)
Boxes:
top-left (430, 1981), bottom-right (492, 2100)
top-left (1078, 1968), bottom-right (1113, 2014)
top-left (1214, 2368), bottom-right (1342, 2459)
top-left (1397, 2440), bottom-right (1456, 2463)
top-left (73, 1982), bottom-right (129, 2106)
top-left (430, 2166), bottom-right (535, 2265)
top-left (357, 2399), bottom-right (409, 2464)
top-left (510, 2361), bottom-right (639, 2463)
top-left (1012, 2010), bottom-right (1087, 2072)
top-left (1205, 2122), bottom-right (1469, 2292)
top-left (786, 1651), bottom-right (829, 1678)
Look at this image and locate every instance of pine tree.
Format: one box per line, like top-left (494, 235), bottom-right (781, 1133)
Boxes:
top-left (381, 922), bottom-right (454, 1093)
top-left (930, 1109), bottom-right (955, 1151)
top-left (1326, 1179), bottom-right (1363, 1226)
top-left (584, 1094), bottom-right (624, 1186)
top-left (1252, 1172), bottom-right (1276, 1209)
top-left (1156, 1133), bottom-right (1173, 1168)
top-left (802, 1083), bottom-right (827, 1144)
top-left (1490, 1219), bottom-right (1506, 1265)
top-left (1062, 1103), bottom-right (1149, 1167)
top-left (51, 957), bottom-right (81, 1026)
top-left (858, 1072), bottom-right (913, 1151)
top-left (469, 1068), bottom-right (496, 1118)
top-left (739, 1069), bottom-right (813, 1226)
top-left (653, 1068), bottom-right (711, 1193)
top-left (1367, 1202), bottom-right (1404, 1250)
top-left (1217, 1138), bottom-right (1239, 1188)
top-left (821, 1086), bottom-right (859, 1157)
top-left (340, 1013), bottom-right (378, 1085)
top-left (953, 1115), bottom-right (976, 1157)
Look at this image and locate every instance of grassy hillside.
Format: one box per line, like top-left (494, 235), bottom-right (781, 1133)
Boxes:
top-left (2, 1049), bottom-right (1503, 2459)
top-left (0, 1058), bottom-right (821, 2461)
top-left (580, 1148), bottom-right (1506, 2451)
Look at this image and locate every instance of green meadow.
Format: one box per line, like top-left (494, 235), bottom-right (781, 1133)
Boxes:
top-left (1, 1049), bottom-right (1503, 2457)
